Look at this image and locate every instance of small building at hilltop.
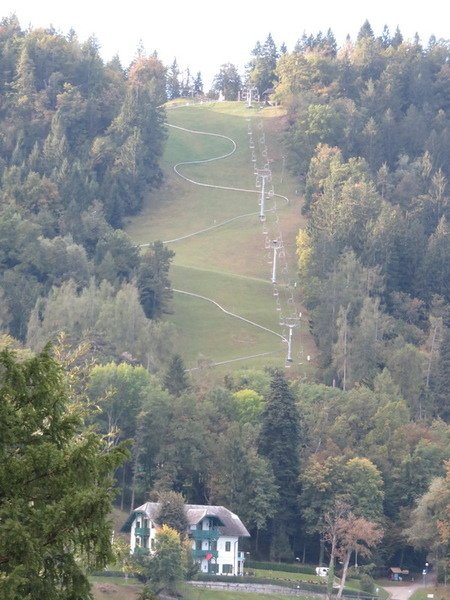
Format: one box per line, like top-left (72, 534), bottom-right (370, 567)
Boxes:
top-left (121, 502), bottom-right (250, 576)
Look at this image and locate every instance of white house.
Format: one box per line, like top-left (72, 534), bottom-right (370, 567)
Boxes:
top-left (121, 502), bottom-right (250, 576)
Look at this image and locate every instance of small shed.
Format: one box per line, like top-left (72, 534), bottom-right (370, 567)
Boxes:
top-left (388, 567), bottom-right (410, 581)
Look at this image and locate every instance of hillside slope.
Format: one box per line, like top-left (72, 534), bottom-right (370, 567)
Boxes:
top-left (126, 101), bottom-right (315, 375)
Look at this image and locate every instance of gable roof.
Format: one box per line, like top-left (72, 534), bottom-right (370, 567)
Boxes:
top-left (121, 502), bottom-right (250, 537)
top-left (389, 567), bottom-right (410, 574)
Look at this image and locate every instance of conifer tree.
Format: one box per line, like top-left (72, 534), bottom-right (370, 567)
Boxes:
top-left (163, 354), bottom-right (190, 397)
top-left (258, 370), bottom-right (301, 545)
top-left (193, 71), bottom-right (203, 95)
top-left (167, 59), bottom-right (181, 99)
top-left (0, 346), bottom-right (128, 599)
top-left (137, 241), bottom-right (175, 320)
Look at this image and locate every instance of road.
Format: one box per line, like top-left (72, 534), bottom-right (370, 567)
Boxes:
top-left (384, 574), bottom-right (436, 600)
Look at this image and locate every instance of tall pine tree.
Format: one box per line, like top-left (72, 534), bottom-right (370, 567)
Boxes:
top-left (258, 370), bottom-right (301, 551)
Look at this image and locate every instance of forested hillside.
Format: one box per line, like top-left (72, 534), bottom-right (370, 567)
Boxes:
top-left (257, 23), bottom-right (450, 421)
top-left (0, 15), bottom-right (173, 366)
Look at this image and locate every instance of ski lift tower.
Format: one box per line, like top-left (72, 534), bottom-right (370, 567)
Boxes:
top-left (242, 86), bottom-right (259, 108)
top-left (280, 315), bottom-right (300, 363)
top-left (270, 238), bottom-right (283, 284)
top-left (255, 167), bottom-right (272, 222)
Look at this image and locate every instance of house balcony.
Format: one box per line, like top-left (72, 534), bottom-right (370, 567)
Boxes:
top-left (192, 549), bottom-right (219, 560)
top-left (191, 529), bottom-right (220, 541)
top-left (135, 527), bottom-right (150, 537)
top-left (134, 547), bottom-right (149, 556)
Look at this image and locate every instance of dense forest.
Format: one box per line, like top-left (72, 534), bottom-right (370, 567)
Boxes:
top-left (0, 14), bottom-right (449, 590)
top-left (0, 14), bottom-right (174, 363)
top-left (268, 22), bottom-right (450, 419)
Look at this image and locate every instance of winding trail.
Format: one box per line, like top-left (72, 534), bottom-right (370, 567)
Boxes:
top-left (144, 107), bottom-right (294, 364)
top-left (173, 288), bottom-right (287, 343)
top-left (138, 121), bottom-right (289, 246)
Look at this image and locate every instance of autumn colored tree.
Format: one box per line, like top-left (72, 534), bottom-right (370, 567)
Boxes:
top-left (323, 502), bottom-right (382, 600)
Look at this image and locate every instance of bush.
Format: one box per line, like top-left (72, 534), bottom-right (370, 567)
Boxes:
top-left (360, 574), bottom-right (375, 593)
top-left (91, 570), bottom-right (138, 579)
top-left (436, 560), bottom-right (448, 584)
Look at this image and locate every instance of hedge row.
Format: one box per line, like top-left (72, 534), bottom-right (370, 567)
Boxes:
top-left (91, 571), bottom-right (138, 579)
top-left (245, 560), bottom-right (317, 575)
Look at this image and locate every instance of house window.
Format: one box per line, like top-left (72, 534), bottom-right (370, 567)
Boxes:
top-left (222, 564), bottom-right (233, 574)
top-left (196, 541), bottom-right (202, 550)
top-left (225, 541), bottom-right (231, 552)
top-left (136, 520), bottom-right (141, 528)
top-left (151, 538), bottom-right (155, 550)
top-left (143, 518), bottom-right (149, 528)
top-left (135, 537), bottom-right (141, 547)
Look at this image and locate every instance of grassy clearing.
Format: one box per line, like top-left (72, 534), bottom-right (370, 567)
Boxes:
top-left (252, 569), bottom-right (323, 583)
top-left (126, 101), bottom-right (315, 374)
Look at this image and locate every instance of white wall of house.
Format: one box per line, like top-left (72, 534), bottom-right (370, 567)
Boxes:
top-left (130, 514), bottom-right (156, 554)
top-left (216, 536), bottom-right (239, 575)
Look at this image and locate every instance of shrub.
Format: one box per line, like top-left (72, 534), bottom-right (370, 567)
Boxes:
top-left (360, 574), bottom-right (375, 593)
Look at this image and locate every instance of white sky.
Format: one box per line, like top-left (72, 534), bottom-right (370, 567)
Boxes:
top-left (2, 1), bottom-right (449, 88)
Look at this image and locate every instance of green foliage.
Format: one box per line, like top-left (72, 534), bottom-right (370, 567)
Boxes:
top-left (232, 388), bottom-right (265, 426)
top-left (151, 392), bottom-right (212, 501)
top-left (143, 524), bottom-right (186, 592)
top-left (283, 24), bottom-right (450, 401)
top-left (433, 327), bottom-right (450, 420)
top-left (259, 370), bottom-right (301, 535)
top-left (405, 461), bottom-right (450, 556)
top-left (26, 279), bottom-right (174, 369)
top-left (137, 241), bottom-right (175, 320)
top-left (212, 63), bottom-right (242, 100)
top-left (245, 561), bottom-right (316, 575)
top-left (0, 22), bottom-right (168, 345)
top-left (156, 491), bottom-right (189, 535)
top-left (88, 362), bottom-right (152, 440)
top-left (360, 574), bottom-right (375, 593)
top-left (0, 346), bottom-right (128, 599)
top-left (163, 353), bottom-right (190, 397)
top-left (270, 524), bottom-right (294, 562)
top-left (247, 33), bottom-right (279, 95)
top-left (208, 422), bottom-right (278, 533)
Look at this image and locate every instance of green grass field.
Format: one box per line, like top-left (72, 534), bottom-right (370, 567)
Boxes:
top-left (252, 569), bottom-right (324, 583)
top-left (181, 584), bottom-right (318, 600)
top-left (126, 101), bottom-right (315, 374)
